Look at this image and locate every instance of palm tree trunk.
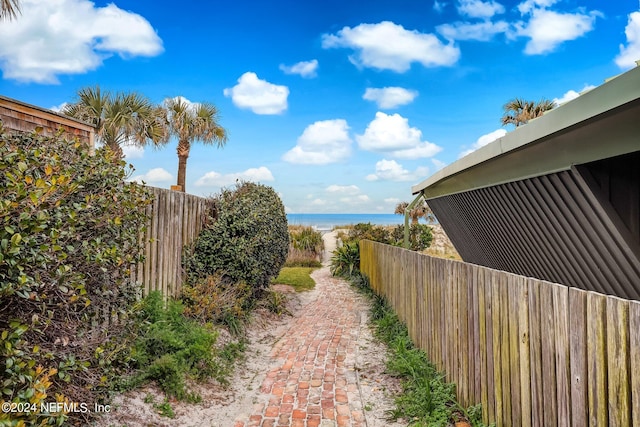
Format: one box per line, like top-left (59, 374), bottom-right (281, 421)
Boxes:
top-left (176, 139), bottom-right (190, 192)
top-left (107, 142), bottom-right (124, 160)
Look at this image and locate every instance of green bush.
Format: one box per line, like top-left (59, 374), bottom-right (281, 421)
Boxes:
top-left (330, 242), bottom-right (360, 278)
top-left (290, 226), bottom-right (323, 254)
top-left (185, 181), bottom-right (289, 292)
top-left (123, 292), bottom-right (243, 399)
top-left (391, 223), bottom-right (434, 251)
top-left (341, 222), bottom-right (392, 245)
top-left (0, 128), bottom-right (151, 425)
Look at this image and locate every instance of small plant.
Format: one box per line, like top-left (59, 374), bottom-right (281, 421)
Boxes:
top-left (153, 399), bottom-right (175, 418)
top-left (262, 290), bottom-right (290, 315)
top-left (330, 242), bottom-right (360, 278)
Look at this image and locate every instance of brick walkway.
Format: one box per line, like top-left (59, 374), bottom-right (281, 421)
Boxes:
top-left (234, 267), bottom-right (369, 427)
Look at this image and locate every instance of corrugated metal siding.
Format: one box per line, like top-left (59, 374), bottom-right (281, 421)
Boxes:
top-left (428, 165), bottom-right (640, 300)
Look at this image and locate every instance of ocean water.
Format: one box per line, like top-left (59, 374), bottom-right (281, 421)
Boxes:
top-left (286, 213), bottom-right (405, 230)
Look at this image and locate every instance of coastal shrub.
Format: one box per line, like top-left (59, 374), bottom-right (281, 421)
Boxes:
top-left (290, 226), bottom-right (324, 253)
top-left (330, 242), bottom-right (360, 278)
top-left (185, 181), bottom-right (289, 292)
top-left (0, 127), bottom-right (151, 425)
top-left (286, 226), bottom-right (324, 267)
top-left (123, 292), bottom-right (243, 400)
top-left (341, 222), bottom-right (392, 245)
top-left (181, 274), bottom-right (252, 327)
top-left (391, 223), bottom-right (434, 251)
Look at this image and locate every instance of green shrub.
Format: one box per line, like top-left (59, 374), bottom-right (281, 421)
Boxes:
top-left (181, 274), bottom-right (252, 326)
top-left (341, 222), bottom-right (392, 245)
top-left (125, 292), bottom-right (242, 399)
top-left (0, 128), bottom-right (151, 425)
top-left (330, 242), bottom-right (360, 278)
top-left (391, 223), bottom-right (434, 251)
top-left (185, 181), bottom-right (289, 292)
top-left (290, 226), bottom-right (323, 253)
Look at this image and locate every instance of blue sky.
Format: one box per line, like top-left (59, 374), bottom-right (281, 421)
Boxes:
top-left (1, 0), bottom-right (639, 213)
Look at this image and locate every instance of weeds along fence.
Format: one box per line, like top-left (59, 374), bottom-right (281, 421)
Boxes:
top-left (131, 186), bottom-right (208, 297)
top-left (360, 240), bottom-right (640, 427)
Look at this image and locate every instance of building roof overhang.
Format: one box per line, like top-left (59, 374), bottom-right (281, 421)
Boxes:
top-left (412, 65), bottom-right (640, 198)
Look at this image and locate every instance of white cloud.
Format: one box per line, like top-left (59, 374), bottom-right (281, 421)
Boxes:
top-left (516, 8), bottom-right (599, 55)
top-left (457, 0), bottom-right (505, 19)
top-left (616, 12), bottom-right (640, 69)
top-left (326, 185), bottom-right (361, 195)
top-left (434, 1), bottom-right (446, 13)
top-left (459, 128), bottom-right (506, 158)
top-left (517, 0), bottom-right (558, 15)
top-left (437, 20), bottom-right (509, 41)
top-left (356, 112), bottom-right (442, 159)
top-left (122, 144), bottom-right (145, 160)
top-left (366, 159), bottom-right (430, 182)
top-left (282, 119), bottom-right (353, 165)
top-left (49, 102), bottom-right (68, 113)
top-left (195, 166), bottom-right (275, 187)
top-left (130, 168), bottom-right (173, 184)
top-left (553, 84), bottom-right (596, 106)
top-left (432, 158), bottom-right (448, 171)
top-left (279, 59), bottom-right (318, 78)
top-left (363, 87), bottom-right (418, 109)
top-left (223, 72), bottom-right (289, 114)
top-left (321, 21), bottom-right (460, 72)
top-left (0, 0), bottom-right (162, 83)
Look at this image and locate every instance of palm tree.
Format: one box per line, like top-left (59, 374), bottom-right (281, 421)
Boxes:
top-left (395, 200), bottom-right (435, 224)
top-left (164, 97), bottom-right (227, 192)
top-left (501, 98), bottom-right (555, 128)
top-left (1, 0), bottom-right (20, 20)
top-left (63, 86), bottom-right (168, 159)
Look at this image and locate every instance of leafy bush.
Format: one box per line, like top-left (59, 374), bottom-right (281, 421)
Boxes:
top-left (185, 181), bottom-right (289, 292)
top-left (330, 242), bottom-right (360, 278)
top-left (0, 128), bottom-right (151, 425)
top-left (341, 222), bottom-right (392, 245)
top-left (391, 223), bottom-right (434, 251)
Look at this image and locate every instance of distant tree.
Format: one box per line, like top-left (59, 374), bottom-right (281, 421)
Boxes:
top-left (164, 97), bottom-right (227, 192)
top-left (0, 0), bottom-right (20, 20)
top-left (501, 98), bottom-right (555, 128)
top-left (63, 86), bottom-right (168, 159)
top-left (395, 200), bottom-right (435, 224)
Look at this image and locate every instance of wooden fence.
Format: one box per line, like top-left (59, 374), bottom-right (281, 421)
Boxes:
top-left (131, 186), bottom-right (208, 297)
top-left (360, 240), bottom-right (640, 427)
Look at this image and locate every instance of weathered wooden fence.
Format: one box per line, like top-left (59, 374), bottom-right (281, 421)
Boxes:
top-left (360, 240), bottom-right (640, 427)
top-left (131, 186), bottom-right (208, 297)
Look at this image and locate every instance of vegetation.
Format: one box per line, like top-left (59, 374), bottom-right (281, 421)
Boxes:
top-left (286, 226), bottom-right (324, 267)
top-left (0, 128), bottom-right (152, 425)
top-left (0, 0), bottom-right (20, 20)
top-left (330, 242), bottom-right (360, 278)
top-left (119, 292), bottom-right (245, 401)
top-left (164, 97), bottom-right (227, 192)
top-left (500, 98), bottom-right (555, 128)
top-left (338, 222), bottom-right (433, 252)
top-left (185, 181), bottom-right (289, 292)
top-left (395, 199), bottom-right (436, 224)
top-left (336, 264), bottom-right (491, 426)
top-left (63, 85), bottom-right (168, 159)
top-left (272, 267), bottom-right (317, 292)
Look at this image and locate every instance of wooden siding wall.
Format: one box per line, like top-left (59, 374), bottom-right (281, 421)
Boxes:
top-left (360, 240), bottom-right (640, 426)
top-left (132, 187), bottom-right (208, 297)
top-left (0, 100), bottom-right (94, 147)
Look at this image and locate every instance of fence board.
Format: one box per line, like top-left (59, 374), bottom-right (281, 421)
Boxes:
top-left (631, 300), bottom-right (640, 427)
top-left (606, 297), bottom-right (631, 427)
top-left (587, 293), bottom-right (608, 427)
top-left (569, 288), bottom-right (588, 427)
top-left (359, 241), bottom-right (639, 427)
top-left (528, 278), bottom-right (544, 427)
